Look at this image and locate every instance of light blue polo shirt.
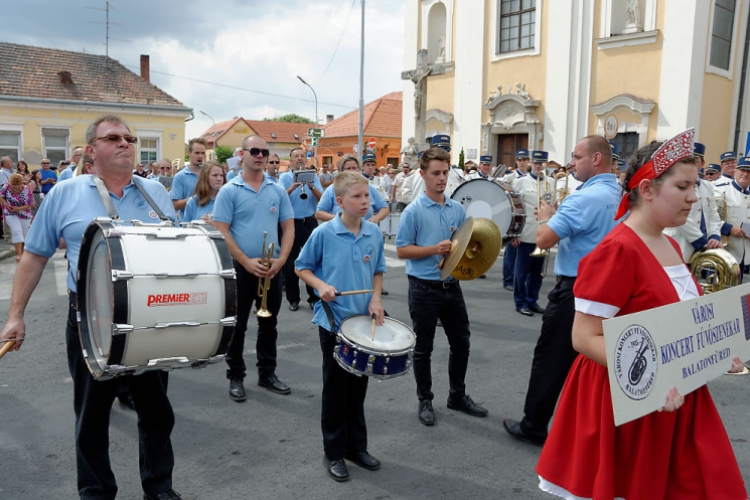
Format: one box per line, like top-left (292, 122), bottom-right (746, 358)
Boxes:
top-left (396, 192), bottom-right (466, 281)
top-left (279, 170), bottom-right (324, 218)
top-left (295, 215), bottom-right (386, 331)
top-left (57, 166), bottom-right (74, 182)
top-left (212, 174), bottom-right (293, 259)
top-left (548, 173), bottom-right (621, 277)
top-left (24, 175), bottom-right (176, 293)
top-left (170, 166), bottom-right (200, 218)
top-left (316, 183), bottom-right (387, 219)
top-left (183, 195), bottom-right (215, 222)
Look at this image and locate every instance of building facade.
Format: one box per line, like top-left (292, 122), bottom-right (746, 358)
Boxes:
top-left (402, 0), bottom-right (750, 166)
top-left (0, 43), bottom-right (191, 169)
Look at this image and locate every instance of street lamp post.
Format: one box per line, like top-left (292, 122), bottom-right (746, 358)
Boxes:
top-left (199, 110), bottom-right (218, 150)
top-left (297, 75), bottom-right (318, 169)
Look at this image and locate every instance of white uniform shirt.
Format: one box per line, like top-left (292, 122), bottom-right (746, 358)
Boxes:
top-left (663, 180), bottom-right (722, 262)
top-left (713, 180), bottom-right (750, 265)
top-left (513, 172), bottom-right (555, 244)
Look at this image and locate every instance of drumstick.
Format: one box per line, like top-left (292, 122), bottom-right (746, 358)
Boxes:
top-left (335, 289), bottom-right (374, 296)
top-left (0, 340), bottom-right (16, 360)
top-left (371, 314), bottom-right (377, 341)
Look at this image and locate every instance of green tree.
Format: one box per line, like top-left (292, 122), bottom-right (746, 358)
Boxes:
top-left (264, 113), bottom-right (314, 124)
top-left (214, 145), bottom-right (235, 165)
top-left (458, 148), bottom-right (465, 170)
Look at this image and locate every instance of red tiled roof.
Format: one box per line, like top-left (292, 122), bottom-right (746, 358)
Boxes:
top-left (200, 118), bottom-right (249, 143)
top-left (324, 91), bottom-right (402, 138)
top-left (244, 120), bottom-right (311, 144)
top-left (0, 42), bottom-right (186, 108)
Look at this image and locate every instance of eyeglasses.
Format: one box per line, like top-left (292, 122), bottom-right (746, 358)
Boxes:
top-left (268, 161), bottom-right (280, 164)
top-left (161, 167), bottom-right (170, 171)
top-left (41, 162), bottom-right (50, 165)
top-left (243, 148), bottom-right (270, 157)
top-left (89, 134), bottom-right (138, 145)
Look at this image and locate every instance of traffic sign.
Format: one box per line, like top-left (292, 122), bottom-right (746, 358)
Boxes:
top-left (308, 128), bottom-right (324, 138)
top-left (311, 137), bottom-right (319, 146)
top-left (368, 137), bottom-right (377, 149)
top-left (306, 151), bottom-right (313, 158)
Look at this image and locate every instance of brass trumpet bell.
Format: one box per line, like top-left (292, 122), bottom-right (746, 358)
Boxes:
top-left (439, 216), bottom-right (503, 280)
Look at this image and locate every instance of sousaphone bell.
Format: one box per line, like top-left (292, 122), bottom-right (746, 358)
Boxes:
top-left (439, 216), bottom-right (503, 280)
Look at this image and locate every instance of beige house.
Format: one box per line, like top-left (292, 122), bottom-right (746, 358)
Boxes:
top-left (403, 0), bottom-right (750, 166)
top-left (0, 42), bottom-right (191, 169)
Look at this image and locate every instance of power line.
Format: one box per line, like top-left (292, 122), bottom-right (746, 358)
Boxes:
top-left (123, 64), bottom-right (354, 109)
top-left (318, 0), bottom-right (357, 82)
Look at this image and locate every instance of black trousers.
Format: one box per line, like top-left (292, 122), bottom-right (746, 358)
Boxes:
top-left (319, 327), bottom-right (368, 460)
top-left (520, 277), bottom-right (579, 439)
top-left (283, 217), bottom-right (318, 304)
top-left (66, 294), bottom-right (174, 499)
top-left (407, 276), bottom-right (471, 402)
top-left (225, 260), bottom-right (283, 381)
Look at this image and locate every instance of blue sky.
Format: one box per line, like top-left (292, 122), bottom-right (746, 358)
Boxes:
top-left (1, 0), bottom-right (405, 138)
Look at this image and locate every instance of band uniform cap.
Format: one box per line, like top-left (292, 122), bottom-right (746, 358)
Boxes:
top-left (699, 168), bottom-right (705, 176)
top-left (705, 163), bottom-right (721, 173)
top-left (362, 153), bottom-right (377, 163)
top-left (430, 134), bottom-right (451, 150)
top-left (693, 142), bottom-right (706, 158)
top-left (515, 149), bottom-right (530, 159)
top-left (617, 159), bottom-right (627, 171)
top-left (737, 157), bottom-right (750, 170)
top-left (479, 155), bottom-right (493, 164)
top-left (721, 151), bottom-right (737, 162)
top-left (609, 142), bottom-right (620, 160)
top-left (416, 151), bottom-right (423, 159)
top-left (531, 150), bottom-right (548, 162)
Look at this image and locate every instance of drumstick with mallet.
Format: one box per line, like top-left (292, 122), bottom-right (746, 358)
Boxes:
top-left (335, 289), bottom-right (374, 296)
top-left (0, 340), bottom-right (16, 360)
top-left (371, 314), bottom-right (377, 341)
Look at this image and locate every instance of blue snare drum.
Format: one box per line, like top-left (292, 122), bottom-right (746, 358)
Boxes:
top-left (334, 315), bottom-right (415, 380)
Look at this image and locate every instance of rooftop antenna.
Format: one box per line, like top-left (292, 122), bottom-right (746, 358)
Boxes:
top-left (86, 1), bottom-right (130, 64)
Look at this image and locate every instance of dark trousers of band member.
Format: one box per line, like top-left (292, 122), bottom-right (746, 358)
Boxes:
top-left (503, 243), bottom-right (517, 288)
top-left (65, 293), bottom-right (174, 499)
top-left (318, 327), bottom-right (368, 460)
top-left (407, 276), bottom-right (471, 401)
top-left (225, 261), bottom-right (283, 382)
top-left (513, 242), bottom-right (544, 310)
top-left (520, 277), bottom-right (579, 440)
top-left (283, 217), bottom-right (318, 304)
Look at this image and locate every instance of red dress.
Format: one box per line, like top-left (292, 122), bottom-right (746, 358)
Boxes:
top-left (536, 224), bottom-right (747, 500)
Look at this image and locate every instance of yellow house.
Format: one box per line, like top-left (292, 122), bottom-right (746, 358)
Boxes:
top-left (403, 0), bottom-right (750, 166)
top-left (0, 42), bottom-right (191, 169)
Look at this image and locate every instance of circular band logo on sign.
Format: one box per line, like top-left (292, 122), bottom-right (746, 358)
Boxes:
top-left (614, 324), bottom-right (658, 400)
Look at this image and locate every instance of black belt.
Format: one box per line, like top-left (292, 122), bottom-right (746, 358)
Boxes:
top-left (409, 276), bottom-right (460, 289)
top-left (556, 275), bottom-right (576, 284)
top-left (294, 217), bottom-right (315, 224)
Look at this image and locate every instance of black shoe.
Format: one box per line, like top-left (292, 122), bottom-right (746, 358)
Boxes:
top-left (381, 289), bottom-right (389, 296)
top-left (503, 285), bottom-right (513, 291)
top-left (502, 418), bottom-right (547, 446)
top-left (447, 394), bottom-right (488, 417)
top-left (289, 301), bottom-right (299, 311)
top-left (144, 489), bottom-right (182, 500)
top-left (324, 455), bottom-right (350, 482)
top-left (117, 394), bottom-right (136, 411)
top-left (229, 379), bottom-right (246, 402)
top-left (258, 374), bottom-right (291, 395)
top-left (478, 274), bottom-right (487, 279)
top-left (308, 300), bottom-right (317, 310)
top-left (345, 451), bottom-right (381, 471)
top-left (516, 307), bottom-right (533, 317)
top-left (418, 400), bottom-right (435, 426)
top-left (529, 304), bottom-right (546, 314)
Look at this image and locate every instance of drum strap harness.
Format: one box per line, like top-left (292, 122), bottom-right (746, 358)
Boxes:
top-left (92, 175), bottom-right (171, 223)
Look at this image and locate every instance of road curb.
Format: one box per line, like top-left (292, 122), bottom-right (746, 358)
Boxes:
top-left (0, 249), bottom-right (16, 261)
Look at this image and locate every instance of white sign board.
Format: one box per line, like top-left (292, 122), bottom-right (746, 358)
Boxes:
top-left (603, 113), bottom-right (619, 139)
top-left (603, 282), bottom-right (750, 426)
top-left (226, 156), bottom-right (241, 171)
top-left (466, 149), bottom-right (477, 160)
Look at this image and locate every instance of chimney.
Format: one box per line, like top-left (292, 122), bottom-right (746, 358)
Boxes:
top-left (58, 71), bottom-right (73, 85)
top-left (140, 54), bottom-right (150, 82)
top-left (326, 114), bottom-right (334, 124)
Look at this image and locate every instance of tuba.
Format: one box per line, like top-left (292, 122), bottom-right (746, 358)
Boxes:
top-left (688, 248), bottom-right (740, 294)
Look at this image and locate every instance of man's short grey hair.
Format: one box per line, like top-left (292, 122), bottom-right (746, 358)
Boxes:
top-left (85, 115), bottom-right (132, 144)
top-left (0, 156), bottom-right (11, 168)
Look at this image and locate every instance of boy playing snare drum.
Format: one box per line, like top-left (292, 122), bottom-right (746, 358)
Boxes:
top-left (295, 171), bottom-right (386, 483)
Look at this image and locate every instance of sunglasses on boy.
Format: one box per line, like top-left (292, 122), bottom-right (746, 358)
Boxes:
top-left (243, 148), bottom-right (270, 157)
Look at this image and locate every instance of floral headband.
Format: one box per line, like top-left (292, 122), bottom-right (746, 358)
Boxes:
top-left (614, 128), bottom-right (695, 219)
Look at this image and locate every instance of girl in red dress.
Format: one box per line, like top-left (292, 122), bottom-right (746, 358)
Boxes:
top-left (536, 129), bottom-right (747, 500)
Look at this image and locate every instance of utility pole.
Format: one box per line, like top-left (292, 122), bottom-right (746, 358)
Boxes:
top-left (358, 0), bottom-right (365, 161)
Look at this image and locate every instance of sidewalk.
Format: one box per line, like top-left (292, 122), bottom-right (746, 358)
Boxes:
top-left (0, 238), bottom-right (16, 261)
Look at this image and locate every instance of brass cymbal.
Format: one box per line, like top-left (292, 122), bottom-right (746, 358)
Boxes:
top-left (439, 217), bottom-right (503, 281)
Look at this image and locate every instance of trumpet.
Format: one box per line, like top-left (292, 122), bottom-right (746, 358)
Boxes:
top-left (530, 173), bottom-right (551, 258)
top-left (255, 231), bottom-right (274, 318)
top-left (300, 183), bottom-right (308, 200)
top-left (555, 171), bottom-right (570, 204)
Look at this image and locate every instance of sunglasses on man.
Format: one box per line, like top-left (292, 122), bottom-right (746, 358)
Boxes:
top-left (243, 148), bottom-right (270, 157)
top-left (268, 160), bottom-right (280, 165)
top-left (89, 134), bottom-right (138, 145)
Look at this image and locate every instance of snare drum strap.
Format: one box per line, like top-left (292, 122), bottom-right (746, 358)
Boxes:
top-left (91, 175), bottom-right (171, 222)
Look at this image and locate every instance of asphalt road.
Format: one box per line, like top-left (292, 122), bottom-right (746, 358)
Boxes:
top-left (1, 245), bottom-right (749, 500)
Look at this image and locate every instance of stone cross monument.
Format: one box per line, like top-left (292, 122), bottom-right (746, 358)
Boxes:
top-left (401, 49), bottom-right (446, 153)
